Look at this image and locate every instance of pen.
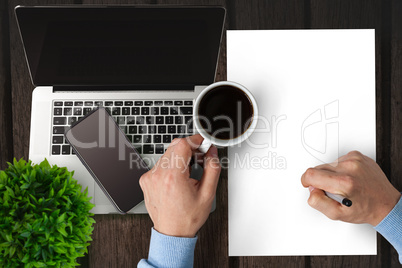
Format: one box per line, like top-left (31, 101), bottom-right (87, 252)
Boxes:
top-left (325, 191), bottom-right (352, 207)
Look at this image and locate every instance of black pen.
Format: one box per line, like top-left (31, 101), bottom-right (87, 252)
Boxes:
top-left (325, 192), bottom-right (352, 207)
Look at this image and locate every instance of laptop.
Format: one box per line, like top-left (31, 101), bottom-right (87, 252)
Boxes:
top-left (16, 6), bottom-right (226, 214)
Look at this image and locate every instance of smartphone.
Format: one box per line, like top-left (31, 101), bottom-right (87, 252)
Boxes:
top-left (65, 107), bottom-right (148, 214)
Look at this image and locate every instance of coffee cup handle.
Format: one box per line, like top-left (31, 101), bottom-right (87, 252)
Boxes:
top-left (198, 139), bottom-right (212, 154)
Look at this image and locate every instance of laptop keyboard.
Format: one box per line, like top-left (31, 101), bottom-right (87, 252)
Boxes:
top-left (51, 100), bottom-right (194, 155)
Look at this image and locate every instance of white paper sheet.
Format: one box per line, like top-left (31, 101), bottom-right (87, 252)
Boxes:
top-left (227, 30), bottom-right (377, 256)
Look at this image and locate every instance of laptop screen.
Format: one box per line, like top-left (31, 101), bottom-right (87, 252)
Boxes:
top-left (15, 6), bottom-right (225, 88)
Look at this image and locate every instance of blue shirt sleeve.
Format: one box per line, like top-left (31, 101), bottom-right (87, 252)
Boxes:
top-left (138, 228), bottom-right (198, 268)
top-left (375, 194), bottom-right (402, 264)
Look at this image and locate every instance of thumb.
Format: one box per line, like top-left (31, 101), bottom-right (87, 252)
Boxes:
top-left (199, 146), bottom-right (221, 200)
top-left (307, 187), bottom-right (342, 221)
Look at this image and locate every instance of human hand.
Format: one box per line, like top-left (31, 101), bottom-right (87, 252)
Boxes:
top-left (139, 135), bottom-right (221, 237)
top-left (301, 151), bottom-right (401, 226)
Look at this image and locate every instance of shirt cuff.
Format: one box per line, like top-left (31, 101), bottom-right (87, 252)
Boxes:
top-left (140, 228), bottom-right (198, 268)
top-left (375, 194), bottom-right (402, 264)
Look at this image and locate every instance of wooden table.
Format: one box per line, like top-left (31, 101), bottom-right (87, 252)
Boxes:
top-left (1, 1), bottom-right (401, 267)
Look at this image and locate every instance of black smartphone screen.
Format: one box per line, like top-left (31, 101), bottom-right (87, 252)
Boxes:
top-left (65, 107), bottom-right (148, 214)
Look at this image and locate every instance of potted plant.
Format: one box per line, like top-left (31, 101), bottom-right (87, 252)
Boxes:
top-left (0, 159), bottom-right (95, 267)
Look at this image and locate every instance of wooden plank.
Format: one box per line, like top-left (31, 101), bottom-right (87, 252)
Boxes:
top-left (391, 0), bottom-right (402, 266)
top-left (309, 0), bottom-right (390, 267)
top-left (0, 0), bottom-right (13, 169)
top-left (227, 0), bottom-right (305, 267)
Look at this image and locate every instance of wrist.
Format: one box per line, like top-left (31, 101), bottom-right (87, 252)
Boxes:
top-left (154, 225), bottom-right (197, 238)
top-left (370, 191), bottom-right (402, 226)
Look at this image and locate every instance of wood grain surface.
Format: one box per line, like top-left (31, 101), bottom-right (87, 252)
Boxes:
top-left (1, 0), bottom-right (401, 267)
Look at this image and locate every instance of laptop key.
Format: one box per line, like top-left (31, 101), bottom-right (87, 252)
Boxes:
top-left (139, 126), bottom-right (147, 134)
top-left (73, 108), bottom-right (82, 115)
top-left (184, 100), bottom-right (193, 105)
top-left (105, 101), bottom-right (113, 106)
top-left (155, 144), bottom-right (164, 154)
top-left (141, 107), bottom-right (150, 115)
top-left (135, 101), bottom-right (143, 106)
top-left (68, 117), bottom-right (77, 125)
top-left (175, 116), bottom-right (183, 124)
top-left (158, 126), bottom-right (167, 134)
top-left (53, 126), bottom-right (68, 134)
top-left (64, 108), bottom-right (72, 116)
top-left (83, 108), bottom-right (92, 115)
top-left (155, 101), bottom-right (163, 106)
top-left (133, 135), bottom-right (142, 143)
top-left (164, 101), bottom-right (173, 105)
top-left (143, 145), bottom-right (154, 154)
top-left (127, 116), bottom-right (135, 124)
top-left (143, 135), bottom-right (152, 143)
top-left (172, 135), bottom-right (181, 139)
top-left (146, 116), bottom-right (154, 124)
top-left (54, 108), bottom-right (62, 116)
top-left (112, 107), bottom-right (121, 115)
top-left (155, 116), bottom-right (164, 124)
top-left (136, 116), bottom-right (145, 124)
top-left (153, 135), bottom-right (161, 143)
top-left (163, 135), bottom-right (171, 143)
top-left (178, 125), bottom-right (186, 133)
top-left (151, 107), bottom-right (159, 115)
top-left (53, 117), bottom-right (66, 125)
top-left (144, 101), bottom-right (153, 106)
top-left (95, 101), bottom-right (103, 106)
top-left (129, 126), bottom-right (137, 134)
top-left (165, 116), bottom-right (174, 124)
top-left (170, 107), bottom-right (179, 115)
top-left (117, 117), bottom-right (125, 125)
top-left (74, 101), bottom-right (83, 106)
top-left (132, 107), bottom-right (140, 115)
top-left (161, 107), bottom-right (169, 115)
top-left (62, 145), bottom-right (71, 155)
top-left (185, 116), bottom-right (192, 124)
top-left (122, 107), bottom-right (130, 115)
top-left (120, 125), bottom-right (127, 133)
top-left (168, 125), bottom-right (176, 133)
top-left (114, 101), bottom-right (123, 106)
top-left (148, 125), bottom-right (157, 134)
top-left (174, 101), bottom-right (183, 106)
top-left (84, 101), bottom-right (93, 106)
top-left (52, 145), bottom-right (61, 155)
top-left (180, 107), bottom-right (193, 115)
top-left (124, 101), bottom-right (133, 106)
top-left (52, 136), bottom-right (64, 144)
top-left (64, 101), bottom-right (73, 106)
top-left (54, 101), bottom-right (63, 106)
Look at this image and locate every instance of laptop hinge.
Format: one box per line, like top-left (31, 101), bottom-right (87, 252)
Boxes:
top-left (52, 84), bottom-right (195, 92)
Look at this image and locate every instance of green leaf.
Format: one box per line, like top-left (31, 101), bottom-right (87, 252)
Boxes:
top-left (9, 245), bottom-right (16, 257)
top-left (5, 186), bottom-right (15, 198)
top-left (21, 253), bottom-right (30, 263)
top-left (20, 232), bottom-right (31, 238)
top-left (58, 226), bottom-right (68, 237)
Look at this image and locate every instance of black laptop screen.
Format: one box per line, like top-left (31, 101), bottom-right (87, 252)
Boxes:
top-left (15, 6), bottom-right (225, 87)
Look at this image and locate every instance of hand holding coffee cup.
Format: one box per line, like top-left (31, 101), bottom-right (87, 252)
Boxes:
top-left (193, 81), bottom-right (258, 153)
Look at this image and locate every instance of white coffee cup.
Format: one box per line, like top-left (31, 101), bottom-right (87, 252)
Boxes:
top-left (193, 81), bottom-right (258, 153)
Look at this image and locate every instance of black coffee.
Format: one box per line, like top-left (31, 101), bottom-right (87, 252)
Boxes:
top-left (198, 85), bottom-right (254, 140)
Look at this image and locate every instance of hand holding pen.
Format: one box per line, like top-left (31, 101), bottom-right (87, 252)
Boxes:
top-left (301, 151), bottom-right (401, 226)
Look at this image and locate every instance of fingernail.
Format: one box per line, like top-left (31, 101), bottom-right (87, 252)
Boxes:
top-left (309, 186), bottom-right (315, 193)
top-left (210, 146), bottom-right (218, 158)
